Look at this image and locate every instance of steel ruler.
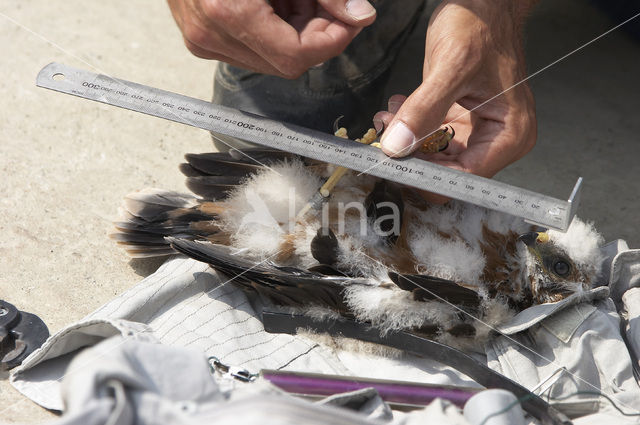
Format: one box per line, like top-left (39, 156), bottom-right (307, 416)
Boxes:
top-left (36, 62), bottom-right (581, 231)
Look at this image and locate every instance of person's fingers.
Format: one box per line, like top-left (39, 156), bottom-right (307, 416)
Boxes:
top-left (224, 1), bottom-right (361, 78)
top-left (179, 19), bottom-right (286, 75)
top-left (380, 73), bottom-right (462, 158)
top-left (182, 0), bottom-right (301, 77)
top-left (207, 4), bottom-right (357, 78)
top-left (284, 0), bottom-right (320, 31)
top-left (317, 0), bottom-right (377, 25)
top-left (373, 111), bottom-right (394, 132)
top-left (181, 37), bottom-right (287, 75)
top-left (380, 2), bottom-right (486, 159)
top-left (270, 0), bottom-right (293, 20)
top-left (268, 16), bottom-right (360, 77)
top-left (372, 95), bottom-right (407, 133)
top-left (171, 0), bottom-right (364, 78)
top-left (170, 0), bottom-right (284, 74)
top-left (388, 95), bottom-right (406, 114)
top-left (167, 0), bottom-right (186, 27)
top-left (458, 120), bottom-right (536, 178)
top-left (415, 107), bottom-right (535, 204)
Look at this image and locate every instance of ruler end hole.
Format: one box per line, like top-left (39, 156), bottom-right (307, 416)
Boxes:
top-left (52, 73), bottom-right (65, 81)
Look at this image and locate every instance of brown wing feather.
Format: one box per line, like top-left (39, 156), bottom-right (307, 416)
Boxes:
top-left (112, 191), bottom-right (231, 258)
top-left (388, 272), bottom-right (481, 312)
top-left (168, 238), bottom-right (366, 315)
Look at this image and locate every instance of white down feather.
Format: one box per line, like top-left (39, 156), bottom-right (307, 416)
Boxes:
top-left (213, 160), bottom-right (604, 342)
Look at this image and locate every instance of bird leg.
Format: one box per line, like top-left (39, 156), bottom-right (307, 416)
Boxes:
top-left (295, 120), bottom-right (453, 221)
top-left (324, 123), bottom-right (454, 198)
top-left (318, 125), bottom-right (379, 198)
top-left (294, 120), bottom-right (380, 221)
top-left (281, 123), bottom-right (381, 265)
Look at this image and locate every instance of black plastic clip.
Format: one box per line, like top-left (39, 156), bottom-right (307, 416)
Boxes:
top-left (0, 300), bottom-right (49, 371)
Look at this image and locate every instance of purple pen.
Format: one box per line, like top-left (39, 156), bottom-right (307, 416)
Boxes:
top-left (261, 369), bottom-right (479, 408)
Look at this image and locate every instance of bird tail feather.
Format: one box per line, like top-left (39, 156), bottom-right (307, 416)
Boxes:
top-left (112, 149), bottom-right (313, 258)
top-left (112, 188), bottom-right (226, 258)
top-left (112, 149), bottom-right (292, 258)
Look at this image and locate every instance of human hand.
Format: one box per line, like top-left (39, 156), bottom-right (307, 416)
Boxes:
top-left (376, 0), bottom-right (538, 203)
top-left (167, 0), bottom-right (377, 79)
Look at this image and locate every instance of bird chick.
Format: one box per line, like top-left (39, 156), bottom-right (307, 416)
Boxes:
top-left (113, 149), bottom-right (604, 350)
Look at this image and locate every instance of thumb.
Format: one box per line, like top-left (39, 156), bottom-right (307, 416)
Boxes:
top-left (380, 75), bottom-right (459, 158)
top-left (317, 0), bottom-right (377, 26)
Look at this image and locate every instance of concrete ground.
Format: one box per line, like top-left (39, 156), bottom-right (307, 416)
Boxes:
top-left (0, 0), bottom-right (638, 423)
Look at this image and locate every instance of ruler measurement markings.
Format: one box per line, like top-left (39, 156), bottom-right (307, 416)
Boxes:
top-left (37, 63), bottom-right (579, 231)
top-left (170, 86), bottom-right (554, 224)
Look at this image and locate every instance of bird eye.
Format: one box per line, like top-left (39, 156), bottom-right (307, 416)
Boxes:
top-left (553, 260), bottom-right (570, 277)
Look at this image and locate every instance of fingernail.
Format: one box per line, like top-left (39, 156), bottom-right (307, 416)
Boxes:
top-left (373, 118), bottom-right (384, 132)
top-left (381, 122), bottom-right (416, 156)
top-left (346, 0), bottom-right (376, 20)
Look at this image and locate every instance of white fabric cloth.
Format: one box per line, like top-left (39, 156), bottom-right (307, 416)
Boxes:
top-left (10, 242), bottom-right (640, 424)
top-left (10, 257), bottom-right (477, 412)
top-left (13, 333), bottom-right (469, 425)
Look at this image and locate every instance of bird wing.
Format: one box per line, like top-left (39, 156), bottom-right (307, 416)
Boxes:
top-left (167, 238), bottom-right (487, 339)
top-left (167, 237), bottom-right (365, 315)
top-left (181, 150), bottom-right (311, 200)
top-left (386, 272), bottom-right (483, 338)
top-left (388, 271), bottom-right (482, 313)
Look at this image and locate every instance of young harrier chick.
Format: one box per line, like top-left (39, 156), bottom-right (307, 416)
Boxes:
top-left (113, 149), bottom-right (604, 349)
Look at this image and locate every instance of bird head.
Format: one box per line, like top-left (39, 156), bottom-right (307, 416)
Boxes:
top-left (518, 219), bottom-right (604, 303)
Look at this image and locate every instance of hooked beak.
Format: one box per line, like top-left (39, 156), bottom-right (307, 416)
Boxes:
top-left (518, 232), bottom-right (539, 247)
